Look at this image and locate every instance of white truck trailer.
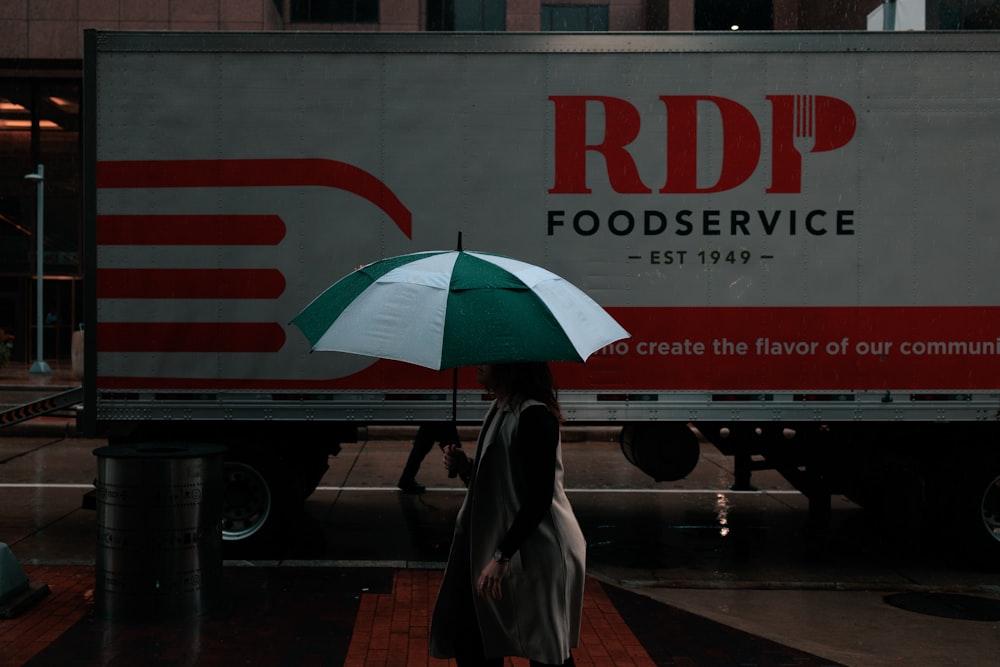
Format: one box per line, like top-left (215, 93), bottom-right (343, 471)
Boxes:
top-left (83, 30), bottom-right (1000, 563)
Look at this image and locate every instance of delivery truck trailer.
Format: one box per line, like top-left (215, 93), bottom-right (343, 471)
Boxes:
top-left (83, 30), bottom-right (1000, 563)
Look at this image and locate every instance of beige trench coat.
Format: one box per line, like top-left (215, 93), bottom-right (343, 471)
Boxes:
top-left (429, 398), bottom-right (586, 663)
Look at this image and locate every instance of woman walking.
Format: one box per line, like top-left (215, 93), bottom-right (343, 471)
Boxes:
top-left (430, 362), bottom-right (585, 667)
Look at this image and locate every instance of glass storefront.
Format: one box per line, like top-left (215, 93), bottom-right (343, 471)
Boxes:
top-left (0, 73), bottom-right (82, 363)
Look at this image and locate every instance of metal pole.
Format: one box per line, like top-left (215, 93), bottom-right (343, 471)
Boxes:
top-left (24, 164), bottom-right (50, 374)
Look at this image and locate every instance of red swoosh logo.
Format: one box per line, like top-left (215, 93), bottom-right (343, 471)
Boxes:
top-left (98, 158), bottom-right (412, 238)
top-left (98, 322), bottom-right (286, 353)
top-left (98, 269), bottom-right (286, 299)
top-left (97, 214), bottom-right (286, 245)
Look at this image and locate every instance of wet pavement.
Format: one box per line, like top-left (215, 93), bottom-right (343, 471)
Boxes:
top-left (2, 361), bottom-right (999, 666)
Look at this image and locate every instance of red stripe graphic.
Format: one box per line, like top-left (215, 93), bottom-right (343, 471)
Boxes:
top-left (98, 322), bottom-right (285, 353)
top-left (98, 158), bottom-right (412, 238)
top-left (98, 269), bottom-right (285, 299)
top-left (566, 305), bottom-right (1000, 391)
top-left (97, 215), bottom-right (286, 246)
top-left (96, 306), bottom-right (1000, 391)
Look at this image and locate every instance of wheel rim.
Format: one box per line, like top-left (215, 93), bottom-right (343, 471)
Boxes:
top-left (221, 461), bottom-right (272, 541)
top-left (982, 473), bottom-right (1000, 543)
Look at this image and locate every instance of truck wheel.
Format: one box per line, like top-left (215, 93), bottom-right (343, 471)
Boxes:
top-left (222, 460), bottom-right (272, 542)
top-left (620, 423), bottom-right (700, 482)
top-left (221, 451), bottom-right (297, 556)
top-left (949, 454), bottom-right (1000, 570)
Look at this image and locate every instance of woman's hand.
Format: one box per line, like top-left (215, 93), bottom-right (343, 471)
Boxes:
top-left (477, 559), bottom-right (509, 600)
top-left (443, 444), bottom-right (470, 476)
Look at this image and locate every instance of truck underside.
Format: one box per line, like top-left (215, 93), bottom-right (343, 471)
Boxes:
top-left (97, 413), bottom-right (1000, 568)
top-left (623, 419), bottom-right (1000, 568)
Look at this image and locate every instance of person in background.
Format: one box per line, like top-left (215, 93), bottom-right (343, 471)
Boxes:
top-left (397, 422), bottom-right (461, 494)
top-left (429, 362), bottom-right (585, 667)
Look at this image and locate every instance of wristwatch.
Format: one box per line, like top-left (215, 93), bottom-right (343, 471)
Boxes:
top-left (493, 549), bottom-right (509, 563)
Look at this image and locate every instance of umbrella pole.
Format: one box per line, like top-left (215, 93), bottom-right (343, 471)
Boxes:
top-left (447, 367), bottom-right (461, 478)
top-left (451, 233), bottom-right (461, 431)
top-left (446, 229), bottom-right (463, 480)
top-left (452, 367), bottom-right (458, 425)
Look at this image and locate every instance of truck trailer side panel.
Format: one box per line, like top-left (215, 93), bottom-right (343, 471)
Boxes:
top-left (84, 31), bottom-right (1000, 561)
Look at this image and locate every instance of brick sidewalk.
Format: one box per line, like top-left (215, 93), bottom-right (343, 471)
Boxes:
top-left (4, 565), bottom-right (843, 667)
top-left (0, 565), bottom-right (93, 666)
top-left (4, 566), bottom-right (654, 667)
top-left (345, 571), bottom-right (654, 667)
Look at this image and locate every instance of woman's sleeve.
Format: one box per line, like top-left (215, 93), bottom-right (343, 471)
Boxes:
top-left (495, 404), bottom-right (559, 558)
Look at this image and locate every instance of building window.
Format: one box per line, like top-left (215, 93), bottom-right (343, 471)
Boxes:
top-left (695, 0), bottom-right (772, 30)
top-left (938, 0), bottom-right (1000, 28)
top-left (541, 5), bottom-right (609, 31)
top-left (0, 76), bottom-right (82, 361)
top-left (0, 79), bottom-right (81, 276)
top-left (428, 0), bottom-right (506, 30)
top-left (291, 0), bottom-right (378, 23)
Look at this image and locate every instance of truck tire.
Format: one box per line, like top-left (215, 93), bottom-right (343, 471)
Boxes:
top-left (221, 449), bottom-right (299, 557)
top-left (949, 453), bottom-right (1000, 570)
top-left (620, 423), bottom-right (701, 482)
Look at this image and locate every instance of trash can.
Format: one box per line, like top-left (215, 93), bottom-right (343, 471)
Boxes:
top-left (93, 442), bottom-right (227, 621)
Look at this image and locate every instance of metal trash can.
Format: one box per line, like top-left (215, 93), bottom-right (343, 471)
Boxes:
top-left (93, 442), bottom-right (227, 621)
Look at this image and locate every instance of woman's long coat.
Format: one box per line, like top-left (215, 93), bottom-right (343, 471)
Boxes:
top-left (429, 398), bottom-right (586, 663)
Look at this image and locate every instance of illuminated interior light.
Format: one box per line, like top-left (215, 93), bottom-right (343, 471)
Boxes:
top-left (0, 119), bottom-right (61, 129)
top-left (48, 96), bottom-right (79, 112)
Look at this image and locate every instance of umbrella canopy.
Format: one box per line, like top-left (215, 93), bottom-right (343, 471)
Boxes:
top-left (291, 249), bottom-right (629, 370)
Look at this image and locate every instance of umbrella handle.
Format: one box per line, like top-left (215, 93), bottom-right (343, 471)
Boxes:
top-left (446, 438), bottom-right (462, 479)
top-left (446, 442), bottom-right (462, 479)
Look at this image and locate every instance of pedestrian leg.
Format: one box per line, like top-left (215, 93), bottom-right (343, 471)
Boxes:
top-left (398, 424), bottom-right (438, 493)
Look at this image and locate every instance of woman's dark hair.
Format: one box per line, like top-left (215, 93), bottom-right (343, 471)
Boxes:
top-left (491, 362), bottom-right (562, 422)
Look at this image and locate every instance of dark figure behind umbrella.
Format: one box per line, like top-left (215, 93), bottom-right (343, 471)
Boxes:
top-left (430, 362), bottom-right (584, 667)
top-left (398, 422), bottom-right (461, 494)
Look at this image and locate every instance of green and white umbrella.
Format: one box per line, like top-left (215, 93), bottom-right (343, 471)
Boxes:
top-left (291, 248), bottom-right (630, 370)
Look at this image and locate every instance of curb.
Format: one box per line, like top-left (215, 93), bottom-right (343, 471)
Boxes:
top-left (0, 418), bottom-right (77, 438)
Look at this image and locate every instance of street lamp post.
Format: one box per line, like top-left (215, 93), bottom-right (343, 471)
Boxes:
top-left (24, 164), bottom-right (51, 375)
